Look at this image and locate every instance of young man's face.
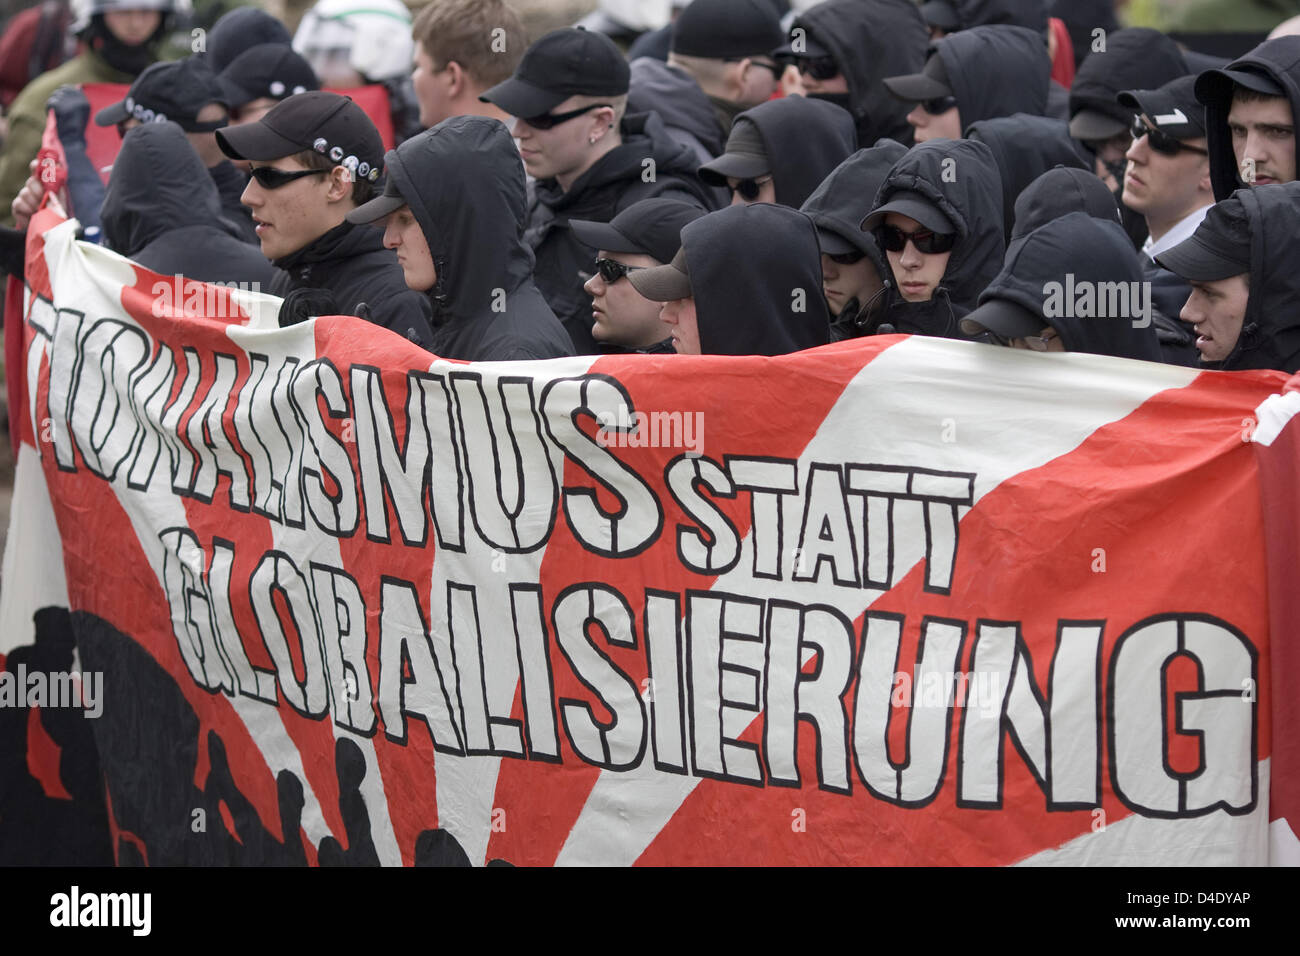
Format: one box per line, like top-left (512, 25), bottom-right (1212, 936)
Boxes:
top-left (728, 58), bottom-right (782, 108)
top-left (907, 100), bottom-right (962, 142)
top-left (583, 251), bottom-right (665, 348)
top-left (797, 59), bottom-right (849, 96)
top-left (240, 156), bottom-right (347, 260)
top-left (884, 212), bottom-right (952, 303)
top-left (102, 9), bottom-right (160, 46)
top-left (1180, 274), bottom-right (1250, 363)
top-left (661, 295), bottom-right (701, 354)
top-left (382, 204), bottom-right (437, 291)
top-left (820, 251), bottom-right (883, 317)
top-left (1227, 93), bottom-right (1296, 186)
top-left (1122, 116), bottom-right (1210, 225)
top-left (511, 95), bottom-right (615, 189)
top-left (412, 41), bottom-right (452, 129)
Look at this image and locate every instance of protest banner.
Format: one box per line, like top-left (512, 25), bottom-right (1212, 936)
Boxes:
top-left (2, 206), bottom-right (1296, 865)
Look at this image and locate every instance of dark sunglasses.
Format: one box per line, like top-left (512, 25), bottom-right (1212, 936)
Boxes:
top-left (919, 95), bottom-right (958, 115)
top-left (593, 257), bottom-right (645, 283)
top-left (1130, 116), bottom-right (1209, 157)
top-left (828, 249), bottom-right (865, 265)
top-left (728, 175), bottom-right (773, 201)
top-left (785, 55), bottom-right (839, 81)
top-left (876, 224), bottom-right (957, 254)
top-left (521, 102), bottom-right (611, 130)
top-left (725, 57), bottom-right (784, 80)
top-left (249, 166), bottom-right (330, 189)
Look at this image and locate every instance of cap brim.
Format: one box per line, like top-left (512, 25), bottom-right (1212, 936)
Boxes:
top-left (218, 75), bottom-right (256, 110)
top-left (94, 100), bottom-right (130, 127)
top-left (862, 196), bottom-right (954, 235)
top-left (816, 228), bottom-right (858, 256)
top-left (1216, 67), bottom-right (1285, 97)
top-left (628, 262), bottom-right (692, 301)
top-left (570, 219), bottom-right (640, 255)
top-left (960, 298), bottom-right (1045, 339)
top-left (1154, 236), bottom-right (1249, 282)
top-left (345, 192), bottom-right (405, 225)
top-left (1069, 108), bottom-right (1128, 141)
top-left (698, 151), bottom-right (769, 185)
top-left (882, 72), bottom-right (951, 102)
top-left (216, 120), bottom-right (305, 161)
top-left (478, 75), bottom-right (566, 119)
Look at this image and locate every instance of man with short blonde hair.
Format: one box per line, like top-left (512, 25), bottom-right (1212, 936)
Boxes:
top-left (410, 0), bottom-right (525, 129)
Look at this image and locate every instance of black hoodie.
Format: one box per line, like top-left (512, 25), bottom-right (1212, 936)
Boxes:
top-left (965, 113), bottom-right (1090, 241)
top-left (1012, 166), bottom-right (1123, 239)
top-left (1197, 36), bottom-right (1300, 201)
top-left (740, 96), bottom-right (857, 208)
top-left (947, 0), bottom-right (1049, 32)
top-left (871, 138), bottom-right (1005, 336)
top-left (977, 211), bottom-right (1164, 362)
top-left (800, 140), bottom-right (909, 339)
top-left (628, 57), bottom-right (727, 162)
top-left (681, 203), bottom-right (830, 356)
top-left (793, 0), bottom-right (929, 148)
top-left (936, 25), bottom-right (1052, 128)
top-left (526, 110), bottom-right (718, 355)
top-left (1068, 28), bottom-right (1189, 133)
top-left (100, 122), bottom-right (274, 288)
top-left (381, 117), bottom-right (573, 362)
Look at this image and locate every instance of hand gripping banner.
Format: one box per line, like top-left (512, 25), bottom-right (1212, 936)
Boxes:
top-left (3, 206), bottom-right (1298, 866)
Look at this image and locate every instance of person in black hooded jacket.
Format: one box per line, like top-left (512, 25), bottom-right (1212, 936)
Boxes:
top-left (628, 203), bottom-right (831, 356)
top-left (100, 121), bottom-right (275, 288)
top-left (1157, 184), bottom-right (1300, 373)
top-left (961, 211), bottom-right (1164, 362)
top-left (861, 138), bottom-right (1005, 338)
top-left (921, 0), bottom-right (1048, 36)
top-left (1194, 36), bottom-right (1300, 201)
top-left (698, 95), bottom-right (856, 209)
top-left (345, 116), bottom-right (572, 362)
top-left (480, 28), bottom-right (717, 356)
top-left (772, 0), bottom-right (929, 148)
top-left (800, 140), bottom-right (908, 340)
top-left (1012, 166), bottom-right (1123, 239)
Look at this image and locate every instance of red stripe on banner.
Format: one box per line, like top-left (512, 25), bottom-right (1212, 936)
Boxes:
top-left (486, 340), bottom-right (896, 866)
top-left (5, 277), bottom-right (26, 451)
top-left (634, 369), bottom-right (1278, 866)
top-left (26, 707), bottom-right (72, 800)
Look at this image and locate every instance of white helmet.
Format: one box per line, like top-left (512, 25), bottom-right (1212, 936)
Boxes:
top-left (292, 0), bottom-right (413, 85)
top-left (70, 0), bottom-right (188, 34)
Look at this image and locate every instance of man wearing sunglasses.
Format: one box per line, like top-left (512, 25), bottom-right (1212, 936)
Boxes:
top-left (771, 0), bottom-right (928, 148)
top-left (572, 198), bottom-right (706, 353)
top-left (1117, 75), bottom-right (1214, 365)
top-left (480, 28), bottom-right (714, 355)
top-left (217, 91), bottom-right (434, 347)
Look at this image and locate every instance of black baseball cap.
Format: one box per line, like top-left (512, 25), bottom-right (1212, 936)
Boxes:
top-left (1154, 195), bottom-right (1252, 281)
top-left (671, 0), bottom-right (783, 59)
top-left (698, 118), bottom-right (769, 184)
top-left (920, 1), bottom-right (961, 32)
top-left (218, 43), bottom-right (319, 110)
top-left (479, 27), bottom-right (630, 119)
top-left (346, 169), bottom-right (405, 223)
top-left (960, 297), bottom-right (1045, 339)
top-left (95, 58), bottom-right (229, 132)
top-left (1195, 63), bottom-right (1286, 109)
top-left (570, 199), bottom-right (706, 265)
top-left (882, 52), bottom-right (953, 103)
top-left (628, 246), bottom-right (693, 301)
top-left (861, 190), bottom-right (956, 234)
top-left (1118, 75), bottom-right (1206, 140)
top-left (216, 91), bottom-right (385, 184)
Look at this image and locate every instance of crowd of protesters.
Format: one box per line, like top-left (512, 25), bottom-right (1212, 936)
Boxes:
top-left (2, 0), bottom-right (1300, 375)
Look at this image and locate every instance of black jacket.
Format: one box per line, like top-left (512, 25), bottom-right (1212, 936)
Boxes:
top-left (872, 138), bottom-right (1006, 336)
top-left (100, 122), bottom-right (274, 288)
top-left (800, 140), bottom-right (908, 339)
top-left (681, 203), bottom-right (831, 355)
top-left (526, 110), bottom-right (717, 355)
top-left (270, 221), bottom-right (435, 348)
top-left (937, 25), bottom-right (1052, 128)
top-left (965, 113), bottom-right (1090, 241)
top-left (741, 96), bottom-right (857, 209)
top-left (1012, 166), bottom-right (1123, 239)
top-left (1198, 36), bottom-right (1300, 201)
top-left (628, 57), bottom-right (726, 162)
top-left (383, 117), bottom-right (573, 362)
top-left (793, 0), bottom-right (929, 148)
top-left (979, 211), bottom-right (1164, 361)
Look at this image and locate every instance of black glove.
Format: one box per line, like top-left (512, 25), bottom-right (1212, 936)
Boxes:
top-left (279, 287), bottom-right (339, 328)
top-left (0, 226), bottom-right (26, 277)
top-left (47, 85), bottom-right (91, 145)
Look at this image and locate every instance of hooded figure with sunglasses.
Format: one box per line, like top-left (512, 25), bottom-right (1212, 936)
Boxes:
top-left (480, 28), bottom-right (717, 355)
top-left (861, 138), bottom-right (1005, 338)
top-left (800, 140), bottom-right (908, 339)
top-left (771, 0), bottom-right (929, 148)
top-left (345, 116), bottom-right (573, 362)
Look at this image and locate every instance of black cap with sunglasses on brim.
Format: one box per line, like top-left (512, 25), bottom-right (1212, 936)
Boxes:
top-left (570, 199), bottom-right (707, 266)
top-left (1116, 75), bottom-right (1207, 145)
top-left (216, 91), bottom-right (386, 185)
top-left (479, 27), bottom-right (630, 119)
top-left (95, 58), bottom-right (230, 133)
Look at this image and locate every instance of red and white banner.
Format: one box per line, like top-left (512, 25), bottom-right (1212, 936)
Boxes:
top-left (3, 206), bottom-right (1297, 866)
